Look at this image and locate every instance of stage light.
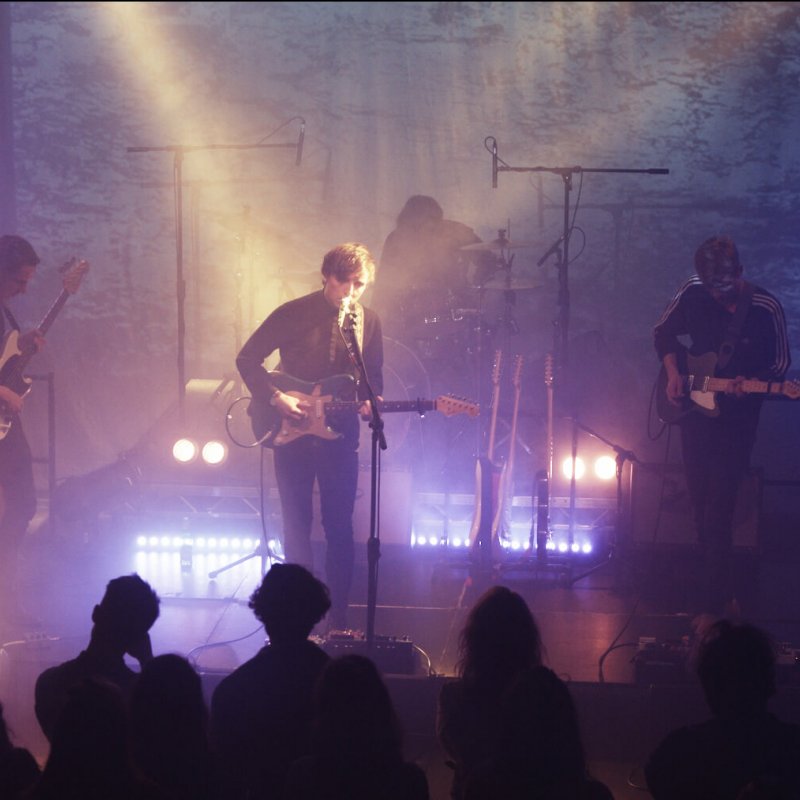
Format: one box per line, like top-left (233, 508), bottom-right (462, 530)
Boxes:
top-left (201, 440), bottom-right (228, 466)
top-left (561, 456), bottom-right (586, 481)
top-left (594, 455), bottom-right (616, 480)
top-left (172, 438), bottom-right (198, 463)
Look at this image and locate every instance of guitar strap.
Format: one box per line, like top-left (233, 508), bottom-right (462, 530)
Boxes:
top-left (3, 305), bottom-right (20, 332)
top-left (717, 281), bottom-right (754, 370)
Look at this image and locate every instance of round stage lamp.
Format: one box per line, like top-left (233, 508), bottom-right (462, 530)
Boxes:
top-left (172, 438), bottom-right (198, 463)
top-left (561, 456), bottom-right (586, 481)
top-left (201, 440), bottom-right (228, 466)
top-left (594, 455), bottom-right (617, 480)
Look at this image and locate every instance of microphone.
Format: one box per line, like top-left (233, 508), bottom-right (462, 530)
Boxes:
top-left (295, 119), bottom-right (305, 166)
top-left (337, 297), bottom-right (350, 329)
top-left (537, 234), bottom-right (566, 268)
top-left (492, 138), bottom-right (498, 189)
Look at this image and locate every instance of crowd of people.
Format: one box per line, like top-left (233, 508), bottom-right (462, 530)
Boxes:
top-left (2, 565), bottom-right (798, 799)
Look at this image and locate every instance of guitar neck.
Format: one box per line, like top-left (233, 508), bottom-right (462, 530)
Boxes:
top-left (39, 289), bottom-right (71, 336)
top-left (325, 399), bottom-right (436, 414)
top-left (699, 376), bottom-right (786, 397)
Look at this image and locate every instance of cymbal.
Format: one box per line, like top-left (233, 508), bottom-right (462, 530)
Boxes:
top-left (461, 237), bottom-right (539, 253)
top-left (472, 276), bottom-right (541, 291)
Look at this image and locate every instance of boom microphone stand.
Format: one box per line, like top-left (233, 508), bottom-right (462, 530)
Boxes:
top-left (127, 119), bottom-right (305, 422)
top-left (487, 137), bottom-right (668, 572)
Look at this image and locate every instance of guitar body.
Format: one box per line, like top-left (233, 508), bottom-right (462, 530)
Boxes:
top-left (469, 456), bottom-right (502, 576)
top-left (656, 349), bottom-right (800, 425)
top-left (0, 331), bottom-right (33, 397)
top-left (248, 373), bottom-right (356, 448)
top-left (656, 350), bottom-right (719, 424)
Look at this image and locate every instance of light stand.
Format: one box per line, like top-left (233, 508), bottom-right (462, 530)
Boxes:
top-left (566, 420), bottom-right (640, 587)
top-left (127, 121), bottom-right (304, 422)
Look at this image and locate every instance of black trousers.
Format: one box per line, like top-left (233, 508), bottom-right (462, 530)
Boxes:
top-left (273, 435), bottom-right (358, 619)
top-left (679, 404), bottom-right (759, 611)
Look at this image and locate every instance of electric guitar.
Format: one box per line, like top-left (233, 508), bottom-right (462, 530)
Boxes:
top-left (535, 352), bottom-right (554, 558)
top-left (0, 257), bottom-right (90, 440)
top-left (469, 350), bottom-right (503, 575)
top-left (248, 371), bottom-right (479, 448)
top-left (492, 354), bottom-right (523, 543)
top-left (656, 349), bottom-right (800, 425)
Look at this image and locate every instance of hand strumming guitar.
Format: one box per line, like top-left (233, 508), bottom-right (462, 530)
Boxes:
top-left (271, 389), bottom-right (310, 421)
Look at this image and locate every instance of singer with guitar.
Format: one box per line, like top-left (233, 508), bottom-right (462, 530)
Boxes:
top-left (236, 242), bottom-right (383, 631)
top-left (653, 235), bottom-right (790, 616)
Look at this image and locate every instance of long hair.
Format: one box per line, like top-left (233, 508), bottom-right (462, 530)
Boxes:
top-left (457, 586), bottom-right (543, 687)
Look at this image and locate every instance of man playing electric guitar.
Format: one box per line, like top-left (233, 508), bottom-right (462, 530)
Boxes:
top-left (0, 236), bottom-right (46, 627)
top-left (653, 235), bottom-right (790, 616)
top-left (236, 242), bottom-right (383, 631)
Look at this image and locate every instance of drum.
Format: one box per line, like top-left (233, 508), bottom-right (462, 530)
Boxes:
top-left (360, 338), bottom-right (431, 469)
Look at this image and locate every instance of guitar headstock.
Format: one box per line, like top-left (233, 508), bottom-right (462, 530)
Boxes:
top-left (491, 350), bottom-right (503, 386)
top-left (544, 353), bottom-right (554, 387)
top-left (59, 257), bottom-right (90, 295)
top-left (782, 379), bottom-right (800, 401)
top-left (512, 354), bottom-right (523, 389)
top-left (435, 395), bottom-right (480, 418)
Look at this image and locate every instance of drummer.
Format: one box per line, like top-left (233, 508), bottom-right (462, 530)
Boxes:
top-left (372, 195), bottom-right (494, 339)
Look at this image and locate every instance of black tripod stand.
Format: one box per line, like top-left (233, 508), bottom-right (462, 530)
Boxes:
top-left (566, 418), bottom-right (641, 588)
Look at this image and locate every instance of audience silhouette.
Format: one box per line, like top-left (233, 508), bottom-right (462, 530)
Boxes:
top-left (0, 700), bottom-right (40, 799)
top-left (437, 585), bottom-right (611, 800)
top-left (210, 563), bottom-right (331, 800)
top-left (34, 573), bottom-right (160, 742)
top-left (284, 653), bottom-right (429, 799)
top-left (27, 676), bottom-right (164, 799)
top-left (645, 619), bottom-right (800, 799)
top-left (129, 653), bottom-right (221, 800)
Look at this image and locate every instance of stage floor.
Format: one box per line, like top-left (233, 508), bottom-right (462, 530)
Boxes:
top-left (3, 506), bottom-right (800, 800)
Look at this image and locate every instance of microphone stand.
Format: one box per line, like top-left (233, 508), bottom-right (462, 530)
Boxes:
top-left (489, 141), bottom-right (668, 573)
top-left (340, 313), bottom-right (386, 648)
top-left (127, 130), bottom-right (303, 421)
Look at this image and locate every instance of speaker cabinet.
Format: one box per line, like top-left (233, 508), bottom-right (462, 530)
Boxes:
top-left (629, 463), bottom-right (761, 550)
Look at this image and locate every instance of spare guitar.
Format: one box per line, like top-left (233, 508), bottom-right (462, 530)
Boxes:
top-left (0, 257), bottom-right (89, 440)
top-left (248, 371), bottom-right (479, 448)
top-left (656, 348), bottom-right (800, 425)
top-left (469, 350), bottom-right (503, 577)
top-left (535, 352), bottom-right (554, 559)
top-left (492, 354), bottom-right (523, 544)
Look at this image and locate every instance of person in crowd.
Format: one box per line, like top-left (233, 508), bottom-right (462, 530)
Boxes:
top-left (210, 563), bottom-right (332, 800)
top-left (654, 235), bottom-right (790, 614)
top-left (34, 573), bottom-right (160, 741)
top-left (28, 677), bottom-right (164, 800)
top-left (645, 620), bottom-right (800, 799)
top-left (236, 243), bottom-right (383, 631)
top-left (436, 585), bottom-right (544, 799)
top-left (0, 700), bottom-right (40, 799)
top-left (284, 653), bottom-right (429, 799)
top-left (463, 665), bottom-right (612, 800)
top-left (129, 653), bottom-right (221, 800)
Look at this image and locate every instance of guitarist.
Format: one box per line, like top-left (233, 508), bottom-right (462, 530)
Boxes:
top-left (0, 235), bottom-right (45, 628)
top-left (236, 242), bottom-right (383, 631)
top-left (653, 235), bottom-right (790, 616)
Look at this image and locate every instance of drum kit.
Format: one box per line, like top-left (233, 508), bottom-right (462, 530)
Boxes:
top-left (401, 229), bottom-right (542, 373)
